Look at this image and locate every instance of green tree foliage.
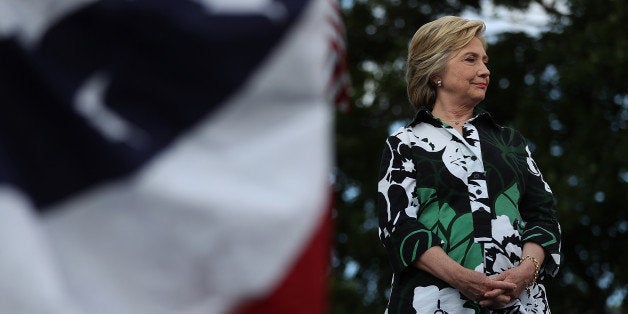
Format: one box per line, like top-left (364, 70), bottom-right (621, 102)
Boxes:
top-left (332, 0), bottom-right (627, 313)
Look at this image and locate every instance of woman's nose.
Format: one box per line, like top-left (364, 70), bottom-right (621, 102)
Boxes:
top-left (478, 64), bottom-right (490, 77)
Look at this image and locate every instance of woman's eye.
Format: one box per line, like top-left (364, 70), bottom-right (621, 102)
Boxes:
top-left (465, 57), bottom-right (476, 62)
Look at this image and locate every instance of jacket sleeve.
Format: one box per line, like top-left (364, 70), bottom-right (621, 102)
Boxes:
top-left (377, 130), bottom-right (442, 273)
top-left (519, 140), bottom-right (562, 278)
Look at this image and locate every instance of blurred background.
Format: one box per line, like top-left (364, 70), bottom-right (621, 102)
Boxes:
top-left (331, 0), bottom-right (627, 313)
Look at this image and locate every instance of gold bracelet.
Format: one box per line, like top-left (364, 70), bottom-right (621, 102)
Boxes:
top-left (519, 255), bottom-right (540, 296)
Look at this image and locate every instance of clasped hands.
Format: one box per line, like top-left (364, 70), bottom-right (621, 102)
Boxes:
top-left (416, 246), bottom-right (540, 309)
top-left (453, 262), bottom-right (536, 308)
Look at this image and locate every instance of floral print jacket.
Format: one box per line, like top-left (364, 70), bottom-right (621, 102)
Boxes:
top-left (377, 107), bottom-right (561, 313)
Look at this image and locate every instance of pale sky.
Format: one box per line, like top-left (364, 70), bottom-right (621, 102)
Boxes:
top-left (461, 0), bottom-right (569, 41)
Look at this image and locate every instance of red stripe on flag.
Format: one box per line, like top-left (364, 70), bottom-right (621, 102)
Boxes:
top-left (232, 197), bottom-right (333, 314)
top-left (324, 0), bottom-right (351, 112)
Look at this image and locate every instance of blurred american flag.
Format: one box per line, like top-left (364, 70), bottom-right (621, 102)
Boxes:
top-left (0, 0), bottom-right (348, 313)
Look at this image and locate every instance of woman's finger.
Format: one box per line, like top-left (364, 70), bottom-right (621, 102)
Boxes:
top-left (487, 279), bottom-right (517, 291)
top-left (483, 288), bottom-right (504, 298)
top-left (479, 294), bottom-right (511, 308)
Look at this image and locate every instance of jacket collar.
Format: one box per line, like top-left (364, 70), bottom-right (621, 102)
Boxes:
top-left (407, 105), bottom-right (499, 129)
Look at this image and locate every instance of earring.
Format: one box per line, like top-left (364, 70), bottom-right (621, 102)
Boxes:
top-left (437, 80), bottom-right (442, 87)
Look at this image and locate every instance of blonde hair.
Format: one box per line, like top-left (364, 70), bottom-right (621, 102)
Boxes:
top-left (406, 16), bottom-right (486, 109)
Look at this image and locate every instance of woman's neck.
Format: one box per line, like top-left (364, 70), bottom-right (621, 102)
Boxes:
top-left (431, 103), bottom-right (474, 128)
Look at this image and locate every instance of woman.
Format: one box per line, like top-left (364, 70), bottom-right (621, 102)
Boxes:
top-left (377, 16), bottom-right (561, 313)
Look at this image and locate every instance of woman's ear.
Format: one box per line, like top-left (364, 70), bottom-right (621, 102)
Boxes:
top-left (430, 76), bottom-right (442, 87)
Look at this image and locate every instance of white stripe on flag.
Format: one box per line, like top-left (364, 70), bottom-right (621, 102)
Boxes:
top-left (0, 187), bottom-right (81, 314)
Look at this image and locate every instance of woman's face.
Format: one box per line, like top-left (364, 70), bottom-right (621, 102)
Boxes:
top-left (438, 37), bottom-right (490, 107)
